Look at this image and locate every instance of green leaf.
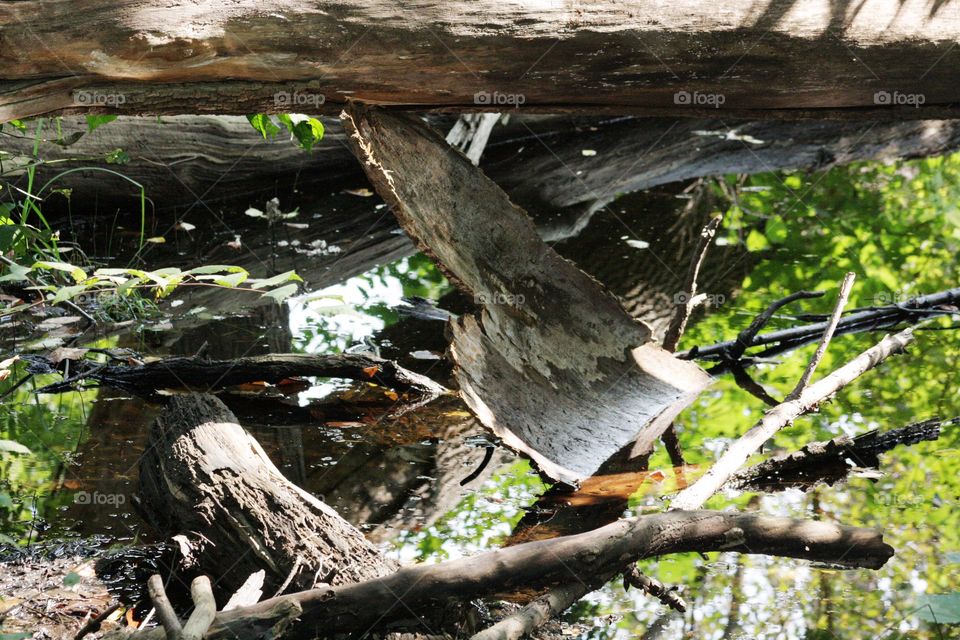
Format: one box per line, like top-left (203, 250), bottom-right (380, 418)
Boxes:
top-left (0, 262), bottom-right (31, 283)
top-left (246, 114), bottom-right (281, 139)
top-left (261, 283), bottom-right (299, 304)
top-left (50, 284), bottom-right (91, 304)
top-left (105, 148), bottom-right (130, 164)
top-left (185, 265), bottom-right (249, 276)
top-left (249, 270), bottom-right (303, 290)
top-left (32, 260), bottom-right (87, 282)
top-left (85, 114), bottom-right (117, 132)
top-left (0, 439), bottom-right (31, 455)
top-left (212, 272), bottom-right (248, 288)
top-left (916, 593), bottom-right (960, 624)
top-left (764, 216), bottom-right (788, 244)
top-left (291, 118), bottom-right (324, 151)
top-left (4, 119), bottom-right (26, 131)
top-left (745, 229), bottom-right (770, 252)
top-left (63, 572), bottom-right (81, 587)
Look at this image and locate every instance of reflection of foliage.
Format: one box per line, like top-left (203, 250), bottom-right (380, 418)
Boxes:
top-left (392, 461), bottom-right (546, 563)
top-left (394, 154), bottom-right (960, 638)
top-left (0, 358), bottom-right (100, 544)
top-left (292, 253), bottom-right (451, 355)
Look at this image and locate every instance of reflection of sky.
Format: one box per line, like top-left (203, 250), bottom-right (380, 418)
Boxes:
top-left (286, 259), bottom-right (414, 402)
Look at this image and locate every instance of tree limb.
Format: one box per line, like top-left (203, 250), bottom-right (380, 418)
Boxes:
top-left (127, 510), bottom-right (893, 639)
top-left (670, 327), bottom-right (915, 511)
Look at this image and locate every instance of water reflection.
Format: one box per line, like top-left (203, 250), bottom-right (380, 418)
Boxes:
top-left (2, 152), bottom-right (960, 638)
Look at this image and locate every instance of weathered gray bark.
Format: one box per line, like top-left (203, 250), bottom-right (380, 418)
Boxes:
top-left (341, 105), bottom-right (711, 483)
top-left (139, 394), bottom-right (398, 595)
top-left (131, 510), bottom-right (895, 639)
top-left (2, 1), bottom-right (960, 120)
top-left (7, 116), bottom-right (960, 225)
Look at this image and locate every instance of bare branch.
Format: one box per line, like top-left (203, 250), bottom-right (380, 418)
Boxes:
top-left (182, 576), bottom-right (217, 640)
top-left (470, 583), bottom-right (591, 640)
top-left (662, 215), bottom-right (724, 352)
top-left (623, 566), bottom-right (687, 612)
top-left (725, 290), bottom-right (826, 362)
top-left (147, 575), bottom-right (182, 640)
top-left (670, 327), bottom-right (915, 511)
top-left (785, 272), bottom-right (855, 401)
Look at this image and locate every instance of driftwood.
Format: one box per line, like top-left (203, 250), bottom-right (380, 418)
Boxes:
top-left (341, 105), bottom-right (711, 484)
top-left (128, 509), bottom-right (894, 639)
top-left (27, 352), bottom-right (446, 406)
top-left (139, 394), bottom-right (398, 596)
top-left (730, 418), bottom-right (951, 492)
top-left (3, 1), bottom-right (960, 119)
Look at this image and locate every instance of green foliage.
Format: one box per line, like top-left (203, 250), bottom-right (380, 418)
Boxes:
top-left (245, 113), bottom-right (325, 151)
top-left (0, 263), bottom-right (303, 318)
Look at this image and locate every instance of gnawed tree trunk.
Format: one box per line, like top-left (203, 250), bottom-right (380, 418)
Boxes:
top-left (139, 394), bottom-right (398, 595)
top-left (341, 105), bottom-right (712, 484)
top-left (2, 1), bottom-right (960, 120)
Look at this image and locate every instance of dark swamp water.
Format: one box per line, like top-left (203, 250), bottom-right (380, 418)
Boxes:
top-left (1, 147), bottom-right (959, 639)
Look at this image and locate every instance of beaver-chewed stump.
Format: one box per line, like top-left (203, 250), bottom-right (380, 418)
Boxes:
top-left (140, 394), bottom-right (397, 596)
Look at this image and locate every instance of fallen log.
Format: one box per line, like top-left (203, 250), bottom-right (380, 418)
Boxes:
top-left (27, 352), bottom-right (447, 407)
top-left (139, 394), bottom-right (398, 596)
top-left (730, 417), bottom-right (951, 492)
top-left (128, 509), bottom-right (894, 639)
top-left (3, 1), bottom-right (960, 119)
top-left (341, 105), bottom-right (712, 484)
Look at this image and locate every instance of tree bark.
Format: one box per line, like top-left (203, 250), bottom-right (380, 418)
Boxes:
top-left (2, 1), bottom-right (960, 119)
top-left (341, 105), bottom-right (712, 483)
top-left (139, 394), bottom-right (398, 596)
top-left (131, 509), bottom-right (894, 639)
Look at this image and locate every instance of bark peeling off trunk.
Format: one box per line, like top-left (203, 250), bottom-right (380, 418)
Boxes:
top-left (341, 106), bottom-right (711, 484)
top-left (139, 394), bottom-right (397, 595)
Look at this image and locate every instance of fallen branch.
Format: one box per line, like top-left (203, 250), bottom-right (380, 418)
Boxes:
top-left (470, 583), bottom-right (590, 640)
top-left (730, 417), bottom-right (951, 492)
top-left (623, 566), bottom-right (687, 613)
top-left (26, 352), bottom-right (447, 406)
top-left (683, 286), bottom-right (960, 370)
top-left (128, 510), bottom-right (893, 639)
top-left (785, 272), bottom-right (855, 401)
top-left (670, 327), bottom-right (915, 511)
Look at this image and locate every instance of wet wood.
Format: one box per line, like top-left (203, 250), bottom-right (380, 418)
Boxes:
top-left (341, 105), bottom-right (712, 484)
top-left (31, 352), bottom-right (447, 406)
top-left (2, 1), bottom-right (960, 120)
top-left (139, 394), bottom-right (398, 596)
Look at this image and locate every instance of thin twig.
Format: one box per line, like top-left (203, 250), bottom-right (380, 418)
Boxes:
top-left (470, 582), bottom-right (592, 640)
top-left (660, 214), bottom-right (723, 466)
top-left (623, 566), bottom-right (687, 612)
top-left (670, 326), bottom-right (915, 511)
top-left (74, 601), bottom-right (121, 640)
top-left (662, 215), bottom-right (723, 352)
top-left (147, 574), bottom-right (182, 640)
top-left (725, 290), bottom-right (826, 361)
top-left (785, 272), bottom-right (855, 401)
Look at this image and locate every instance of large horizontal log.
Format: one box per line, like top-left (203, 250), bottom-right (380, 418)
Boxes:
top-left (131, 509), bottom-right (894, 639)
top-left (2, 1), bottom-right (960, 120)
